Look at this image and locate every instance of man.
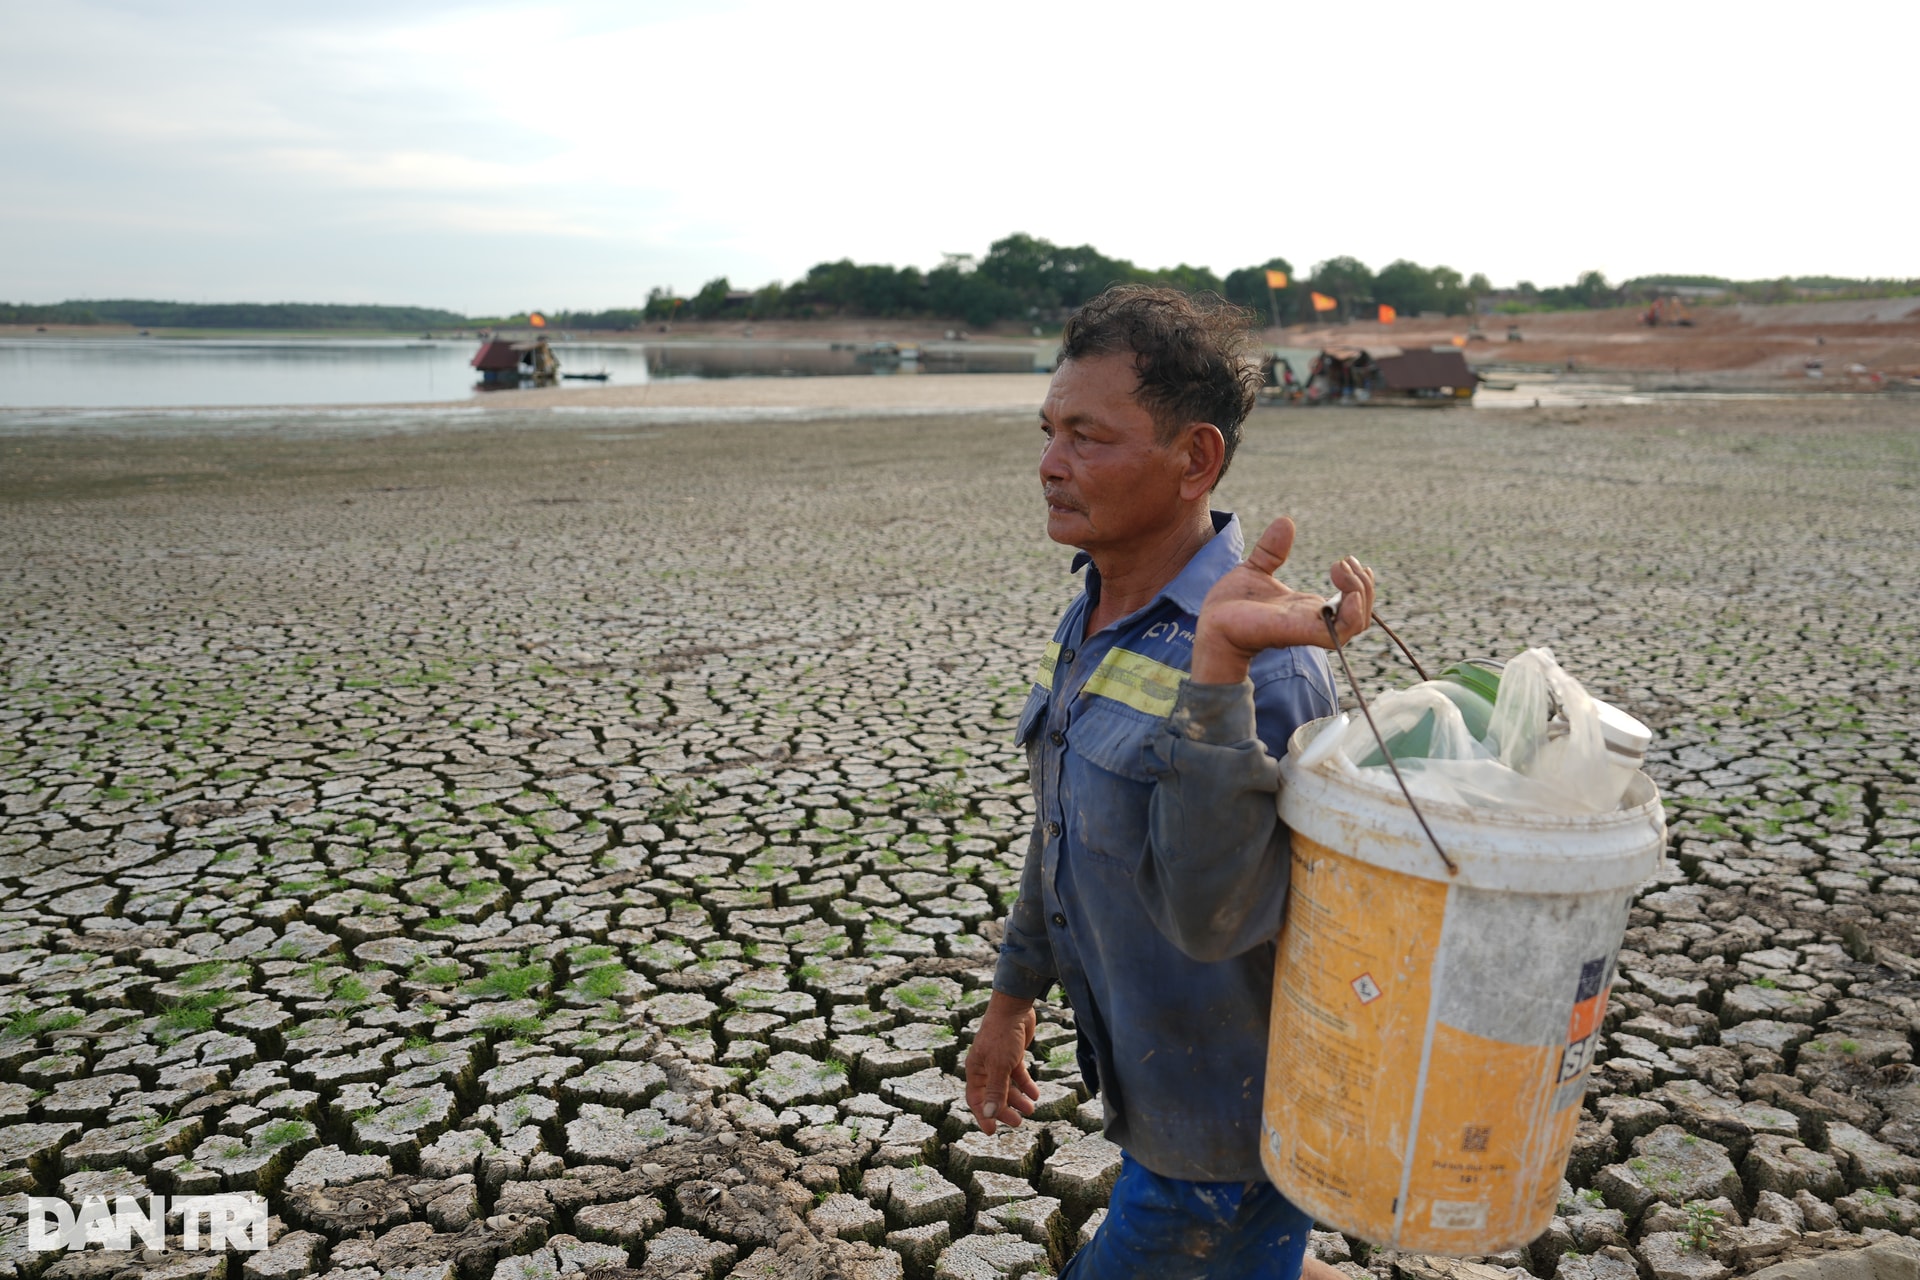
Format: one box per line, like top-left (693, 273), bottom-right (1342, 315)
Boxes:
top-left (963, 286), bottom-right (1375, 1278)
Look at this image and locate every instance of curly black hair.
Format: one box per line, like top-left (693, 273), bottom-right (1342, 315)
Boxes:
top-left (1057, 285), bottom-right (1264, 482)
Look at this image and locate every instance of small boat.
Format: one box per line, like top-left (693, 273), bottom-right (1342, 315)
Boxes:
top-left (562, 371), bottom-right (611, 381)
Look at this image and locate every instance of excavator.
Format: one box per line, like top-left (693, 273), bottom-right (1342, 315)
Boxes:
top-left (1641, 296), bottom-right (1694, 327)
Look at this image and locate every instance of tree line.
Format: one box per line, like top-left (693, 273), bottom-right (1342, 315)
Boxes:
top-left (1505, 273), bottom-right (1920, 310)
top-left (539, 236), bottom-right (1496, 329)
top-left (536, 238), bottom-right (1920, 329)
top-left (0, 300), bottom-right (469, 329)
top-left (9, 249), bottom-right (1917, 333)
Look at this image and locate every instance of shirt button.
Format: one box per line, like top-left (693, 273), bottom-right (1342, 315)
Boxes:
top-left (1051, 912), bottom-right (1067, 927)
top-left (1048, 730), bottom-right (1064, 746)
top-left (1061, 649), bottom-right (1076, 664)
top-left (1045, 821), bottom-right (1061, 838)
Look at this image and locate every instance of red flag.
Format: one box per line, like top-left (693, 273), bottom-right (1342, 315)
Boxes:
top-left (1378, 304), bottom-right (1397, 325)
top-left (1310, 292), bottom-right (1337, 313)
top-left (1265, 269), bottom-right (1289, 290)
top-left (529, 313), bottom-right (547, 328)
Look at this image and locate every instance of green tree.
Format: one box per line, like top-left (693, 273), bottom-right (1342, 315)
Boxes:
top-left (686, 277), bottom-right (733, 319)
top-left (1223, 258), bottom-right (1296, 325)
top-left (977, 232), bottom-right (1060, 305)
top-left (1145, 263), bottom-right (1226, 296)
top-left (642, 287), bottom-right (681, 321)
top-left (1573, 270), bottom-right (1618, 309)
top-left (750, 282), bottom-right (785, 317)
top-left (780, 260), bottom-right (929, 317)
top-left (550, 307), bottom-right (645, 329)
top-left (1533, 270), bottom-right (1620, 310)
top-left (1309, 256), bottom-right (1375, 320)
top-left (926, 261), bottom-right (1019, 328)
top-left (977, 234), bottom-right (1140, 316)
top-left (1372, 260), bottom-right (1439, 316)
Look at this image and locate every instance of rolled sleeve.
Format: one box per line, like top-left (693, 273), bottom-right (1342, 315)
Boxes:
top-left (1135, 679), bottom-right (1288, 962)
top-left (1168, 676), bottom-right (1259, 745)
top-left (992, 824), bottom-right (1057, 999)
top-left (1133, 662), bottom-right (1335, 964)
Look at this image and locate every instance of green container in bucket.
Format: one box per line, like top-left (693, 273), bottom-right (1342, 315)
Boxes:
top-left (1261, 715), bottom-right (1666, 1254)
top-left (1352, 675), bottom-right (1495, 766)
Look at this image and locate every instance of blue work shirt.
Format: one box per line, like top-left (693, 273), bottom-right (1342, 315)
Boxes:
top-left (994, 511), bottom-right (1337, 1182)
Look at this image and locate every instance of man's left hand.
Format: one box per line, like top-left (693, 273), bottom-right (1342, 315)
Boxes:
top-left (1191, 516), bottom-right (1374, 685)
top-left (964, 992), bottom-right (1041, 1136)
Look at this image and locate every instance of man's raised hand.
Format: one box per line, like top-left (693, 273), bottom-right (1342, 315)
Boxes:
top-left (1191, 516), bottom-right (1375, 685)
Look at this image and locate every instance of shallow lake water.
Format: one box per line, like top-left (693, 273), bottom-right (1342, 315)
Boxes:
top-left (0, 337), bottom-right (1821, 427)
top-left (0, 337), bottom-right (1047, 409)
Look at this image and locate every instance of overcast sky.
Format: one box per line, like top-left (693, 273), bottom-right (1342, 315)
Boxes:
top-left (4, 0), bottom-right (1915, 314)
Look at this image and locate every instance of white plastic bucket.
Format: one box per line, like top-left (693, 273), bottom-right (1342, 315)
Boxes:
top-left (1261, 716), bottom-right (1667, 1254)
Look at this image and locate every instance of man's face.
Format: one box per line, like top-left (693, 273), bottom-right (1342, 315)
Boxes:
top-left (1039, 353), bottom-right (1192, 554)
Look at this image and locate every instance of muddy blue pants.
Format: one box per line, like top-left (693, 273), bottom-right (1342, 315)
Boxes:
top-left (1060, 1151), bottom-right (1314, 1279)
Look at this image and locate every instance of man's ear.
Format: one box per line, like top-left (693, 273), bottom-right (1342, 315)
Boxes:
top-left (1178, 424), bottom-right (1226, 500)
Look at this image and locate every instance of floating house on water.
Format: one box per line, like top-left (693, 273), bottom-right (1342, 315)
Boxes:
top-left (1305, 345), bottom-right (1479, 404)
top-left (471, 337), bottom-right (560, 387)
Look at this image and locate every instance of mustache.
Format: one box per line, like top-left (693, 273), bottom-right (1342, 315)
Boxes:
top-left (1043, 488), bottom-right (1084, 512)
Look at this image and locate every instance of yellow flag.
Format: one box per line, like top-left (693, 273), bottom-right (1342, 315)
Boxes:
top-left (1310, 292), bottom-right (1337, 313)
top-left (1265, 269), bottom-right (1289, 290)
top-left (529, 313), bottom-right (547, 328)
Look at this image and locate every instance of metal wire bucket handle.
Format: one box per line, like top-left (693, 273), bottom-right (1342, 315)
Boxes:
top-left (1319, 591), bottom-right (1459, 876)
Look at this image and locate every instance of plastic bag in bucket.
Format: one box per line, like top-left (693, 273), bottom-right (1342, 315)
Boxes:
top-left (1297, 648), bottom-right (1643, 817)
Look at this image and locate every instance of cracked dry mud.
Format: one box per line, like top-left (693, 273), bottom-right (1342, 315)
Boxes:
top-left (1, 397), bottom-right (1917, 1280)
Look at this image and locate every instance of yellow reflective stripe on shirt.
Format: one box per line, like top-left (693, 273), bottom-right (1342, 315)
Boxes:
top-left (1034, 640), bottom-right (1062, 691)
top-left (1081, 647), bottom-right (1188, 718)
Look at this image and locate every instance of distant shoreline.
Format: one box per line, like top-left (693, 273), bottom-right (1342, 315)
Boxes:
top-left (7, 289), bottom-right (1919, 391)
top-left (0, 318), bottom-right (1059, 344)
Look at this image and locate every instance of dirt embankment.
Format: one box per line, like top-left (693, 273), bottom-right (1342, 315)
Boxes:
top-left (1284, 296), bottom-right (1920, 387)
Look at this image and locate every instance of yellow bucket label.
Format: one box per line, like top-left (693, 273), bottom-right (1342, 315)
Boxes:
top-left (1262, 834), bottom-right (1627, 1253)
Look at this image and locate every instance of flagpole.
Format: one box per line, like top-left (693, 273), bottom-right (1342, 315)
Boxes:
top-left (1262, 270), bottom-right (1289, 338)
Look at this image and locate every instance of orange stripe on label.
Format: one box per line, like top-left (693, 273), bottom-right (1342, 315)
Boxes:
top-left (1566, 992), bottom-right (1605, 1042)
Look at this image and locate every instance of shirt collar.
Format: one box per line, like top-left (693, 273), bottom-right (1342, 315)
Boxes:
top-left (1070, 510), bottom-right (1243, 618)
